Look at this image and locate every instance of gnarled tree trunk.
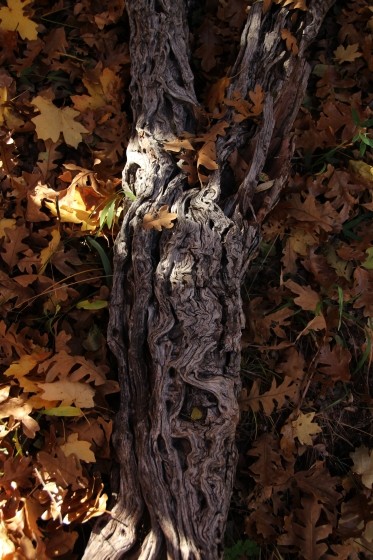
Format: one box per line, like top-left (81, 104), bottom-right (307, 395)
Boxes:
top-left (83, 1), bottom-right (334, 558)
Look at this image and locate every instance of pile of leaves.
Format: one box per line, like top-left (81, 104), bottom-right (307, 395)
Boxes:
top-left (0, 1), bottom-right (130, 557)
top-left (0, 0), bottom-right (372, 559)
top-left (229, 1), bottom-right (373, 558)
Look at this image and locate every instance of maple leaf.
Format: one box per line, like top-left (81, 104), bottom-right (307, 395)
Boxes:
top-left (31, 96), bottom-right (89, 148)
top-left (0, 0), bottom-right (38, 40)
top-left (60, 433), bottom-right (96, 463)
top-left (71, 67), bottom-right (122, 112)
top-left (292, 412), bottom-right (322, 445)
top-left (350, 446), bottom-right (373, 488)
top-left (143, 205), bottom-right (177, 231)
top-left (334, 43), bottom-right (362, 64)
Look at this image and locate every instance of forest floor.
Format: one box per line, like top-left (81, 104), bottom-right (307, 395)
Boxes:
top-left (0, 1), bottom-right (372, 559)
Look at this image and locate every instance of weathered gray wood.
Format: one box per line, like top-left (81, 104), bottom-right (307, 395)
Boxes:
top-left (82, 1), bottom-right (335, 559)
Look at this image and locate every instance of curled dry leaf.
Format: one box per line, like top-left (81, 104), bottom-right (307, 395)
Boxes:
top-left (142, 205), bottom-right (177, 231)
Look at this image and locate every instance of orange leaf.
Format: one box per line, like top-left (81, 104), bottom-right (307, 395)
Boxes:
top-left (334, 43), bottom-right (362, 64)
top-left (142, 205), bottom-right (177, 231)
top-left (281, 29), bottom-right (299, 55)
top-left (284, 279), bottom-right (320, 312)
top-left (60, 433), bottom-right (96, 463)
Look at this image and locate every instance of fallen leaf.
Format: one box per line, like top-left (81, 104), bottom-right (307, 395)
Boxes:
top-left (143, 205), bottom-right (177, 231)
top-left (350, 446), bottom-right (373, 488)
top-left (334, 43), bottom-right (362, 64)
top-left (281, 29), bottom-right (299, 55)
top-left (37, 380), bottom-right (95, 408)
top-left (0, 396), bottom-right (40, 437)
top-left (0, 0), bottom-right (38, 40)
top-left (292, 411), bottom-right (322, 445)
top-left (284, 279), bottom-right (320, 311)
top-left (60, 433), bottom-right (96, 463)
top-left (31, 96), bottom-right (89, 148)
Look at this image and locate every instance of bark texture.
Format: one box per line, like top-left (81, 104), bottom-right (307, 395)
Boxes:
top-left (83, 1), bottom-right (335, 559)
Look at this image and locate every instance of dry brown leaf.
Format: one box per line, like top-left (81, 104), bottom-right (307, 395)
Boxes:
top-left (281, 29), bottom-right (299, 55)
top-left (142, 205), bottom-right (177, 231)
top-left (284, 279), bottom-right (320, 311)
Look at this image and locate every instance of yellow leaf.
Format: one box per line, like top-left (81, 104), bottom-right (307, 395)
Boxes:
top-left (31, 96), bottom-right (89, 148)
top-left (71, 68), bottom-right (121, 112)
top-left (190, 407), bottom-right (203, 421)
top-left (350, 446), bottom-right (373, 488)
top-left (334, 43), bottom-right (362, 64)
top-left (60, 433), bottom-right (96, 463)
top-left (142, 205), bottom-right (177, 231)
top-left (349, 160), bottom-right (373, 184)
top-left (37, 380), bottom-right (95, 408)
top-left (292, 411), bottom-right (322, 445)
top-left (39, 228), bottom-right (61, 273)
top-left (0, 218), bottom-right (16, 237)
top-left (0, 0), bottom-right (38, 40)
top-left (163, 138), bottom-right (195, 152)
top-left (4, 351), bottom-right (50, 393)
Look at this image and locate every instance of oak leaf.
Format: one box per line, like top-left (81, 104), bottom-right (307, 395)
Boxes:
top-left (1, 223), bottom-right (29, 269)
top-left (281, 29), bottom-right (299, 55)
top-left (284, 279), bottom-right (320, 312)
top-left (0, 0), bottom-right (38, 40)
top-left (142, 205), bottom-right (177, 231)
top-left (39, 228), bottom-right (61, 273)
top-left (292, 411), bottom-right (322, 445)
top-left (31, 96), bottom-right (89, 148)
top-left (60, 433), bottom-right (96, 463)
top-left (0, 395), bottom-right (40, 438)
top-left (37, 380), bottom-right (95, 408)
top-left (163, 137), bottom-right (195, 152)
top-left (37, 449), bottom-right (87, 490)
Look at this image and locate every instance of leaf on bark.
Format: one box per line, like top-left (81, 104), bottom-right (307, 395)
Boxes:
top-left (142, 205), bottom-right (177, 231)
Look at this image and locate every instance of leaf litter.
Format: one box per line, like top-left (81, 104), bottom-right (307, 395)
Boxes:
top-left (0, 0), bottom-right (373, 558)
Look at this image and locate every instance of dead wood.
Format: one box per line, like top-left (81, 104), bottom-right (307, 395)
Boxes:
top-left (82, 1), bottom-right (335, 558)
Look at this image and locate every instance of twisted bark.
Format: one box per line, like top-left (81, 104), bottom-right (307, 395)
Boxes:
top-left (83, 1), bottom-right (335, 558)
